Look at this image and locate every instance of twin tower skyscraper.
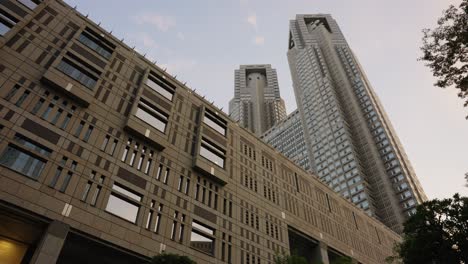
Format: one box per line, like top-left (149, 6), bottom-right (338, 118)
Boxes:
top-left (229, 14), bottom-right (427, 233)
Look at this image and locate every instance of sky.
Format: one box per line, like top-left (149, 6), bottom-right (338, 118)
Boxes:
top-left (65, 0), bottom-right (468, 200)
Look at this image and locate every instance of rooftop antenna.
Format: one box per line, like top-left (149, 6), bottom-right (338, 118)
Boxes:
top-left (120, 38), bottom-right (124, 42)
top-left (183, 82), bottom-right (187, 85)
top-left (98, 22), bottom-right (101, 26)
top-left (173, 75), bottom-right (177, 79)
top-left (73, 5), bottom-right (77, 9)
top-left (163, 68), bottom-right (167, 72)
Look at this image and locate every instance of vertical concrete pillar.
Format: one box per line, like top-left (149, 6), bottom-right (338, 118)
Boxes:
top-left (30, 220), bottom-right (69, 264)
top-left (311, 241), bottom-right (329, 264)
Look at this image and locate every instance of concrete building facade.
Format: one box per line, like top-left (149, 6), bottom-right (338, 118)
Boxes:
top-left (261, 110), bottom-right (311, 172)
top-left (286, 14), bottom-right (427, 233)
top-left (0, 2), bottom-right (400, 263)
top-left (229, 65), bottom-right (287, 136)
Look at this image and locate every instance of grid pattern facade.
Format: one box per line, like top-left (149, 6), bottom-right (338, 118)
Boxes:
top-left (229, 65), bottom-right (286, 136)
top-left (0, 2), bottom-right (400, 263)
top-left (261, 109), bottom-right (311, 172)
top-left (287, 14), bottom-right (427, 233)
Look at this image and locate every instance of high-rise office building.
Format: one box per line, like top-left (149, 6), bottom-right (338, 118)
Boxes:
top-left (229, 64), bottom-right (287, 136)
top-left (284, 14), bottom-right (427, 233)
top-left (261, 110), bottom-right (311, 172)
top-left (0, 2), bottom-right (399, 263)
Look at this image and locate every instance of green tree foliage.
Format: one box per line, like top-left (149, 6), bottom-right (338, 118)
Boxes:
top-left (273, 252), bottom-right (308, 264)
top-left (330, 255), bottom-right (353, 264)
top-left (387, 193), bottom-right (468, 264)
top-left (420, 0), bottom-right (468, 118)
top-left (148, 252), bottom-right (196, 264)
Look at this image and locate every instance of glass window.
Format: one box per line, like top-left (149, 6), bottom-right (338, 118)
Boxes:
top-left (0, 11), bottom-right (17, 36)
top-left (17, 0), bottom-right (40, 9)
top-left (135, 100), bottom-right (168, 133)
top-left (57, 58), bottom-right (98, 89)
top-left (190, 220), bottom-right (215, 255)
top-left (14, 134), bottom-right (52, 157)
top-left (105, 183), bottom-right (142, 223)
top-left (0, 146), bottom-right (46, 180)
top-left (146, 77), bottom-right (174, 101)
top-left (200, 138), bottom-right (225, 168)
top-left (78, 31), bottom-right (113, 59)
top-left (203, 110), bottom-right (227, 136)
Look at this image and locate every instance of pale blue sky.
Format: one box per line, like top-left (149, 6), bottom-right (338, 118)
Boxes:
top-left (65, 0), bottom-right (467, 199)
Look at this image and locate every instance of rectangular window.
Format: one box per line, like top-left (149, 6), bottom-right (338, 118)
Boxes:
top-left (15, 91), bottom-right (30, 107)
top-left (57, 56), bottom-right (99, 89)
top-left (200, 138), bottom-right (225, 168)
top-left (146, 71), bottom-right (175, 101)
top-left (83, 126), bottom-right (94, 142)
top-left (78, 28), bottom-right (114, 59)
top-left (109, 139), bottom-right (118, 156)
top-left (0, 10), bottom-right (18, 36)
top-left (18, 0), bottom-right (41, 9)
top-left (135, 99), bottom-right (168, 133)
top-left (74, 121), bottom-right (85, 137)
top-left (50, 109), bottom-right (63, 124)
top-left (105, 183), bottom-right (142, 223)
top-left (190, 220), bottom-right (215, 255)
top-left (81, 181), bottom-right (92, 201)
top-left (60, 114), bottom-right (72, 129)
top-left (0, 146), bottom-right (46, 180)
top-left (49, 167), bottom-right (62, 187)
top-left (146, 77), bottom-right (174, 101)
top-left (31, 98), bottom-right (45, 115)
top-left (203, 109), bottom-right (227, 136)
top-left (101, 135), bottom-right (110, 151)
top-left (59, 172), bottom-right (72, 192)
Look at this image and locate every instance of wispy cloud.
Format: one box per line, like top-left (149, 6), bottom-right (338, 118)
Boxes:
top-left (139, 33), bottom-right (158, 48)
top-left (160, 58), bottom-right (197, 73)
top-left (253, 36), bottom-right (265, 45)
top-left (177, 32), bottom-right (185, 41)
top-left (134, 13), bottom-right (176, 32)
top-left (247, 14), bottom-right (257, 29)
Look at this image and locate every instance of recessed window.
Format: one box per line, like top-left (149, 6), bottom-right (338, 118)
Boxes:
top-left (56, 54), bottom-right (100, 89)
top-left (0, 10), bottom-right (18, 36)
top-left (190, 220), bottom-right (215, 255)
top-left (200, 138), bottom-right (225, 168)
top-left (146, 71), bottom-right (175, 101)
top-left (78, 28), bottom-right (114, 59)
top-left (135, 99), bottom-right (168, 133)
top-left (105, 183), bottom-right (142, 223)
top-left (146, 77), bottom-right (174, 101)
top-left (17, 0), bottom-right (41, 9)
top-left (0, 135), bottom-right (51, 180)
top-left (203, 109), bottom-right (227, 136)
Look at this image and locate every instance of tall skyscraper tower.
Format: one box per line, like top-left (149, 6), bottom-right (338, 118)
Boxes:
top-left (229, 64), bottom-right (287, 135)
top-left (287, 14), bottom-right (427, 232)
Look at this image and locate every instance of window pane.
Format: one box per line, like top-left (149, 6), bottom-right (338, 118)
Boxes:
top-left (78, 33), bottom-right (112, 59)
top-left (105, 193), bottom-right (139, 223)
top-left (146, 78), bottom-right (173, 101)
top-left (0, 21), bottom-right (11, 36)
top-left (192, 221), bottom-right (214, 235)
top-left (135, 107), bottom-right (167, 133)
top-left (57, 60), bottom-right (97, 89)
top-left (17, 0), bottom-right (38, 9)
top-left (203, 115), bottom-right (226, 136)
top-left (112, 184), bottom-right (142, 202)
top-left (190, 231), bottom-right (214, 255)
top-left (200, 146), bottom-right (224, 168)
top-left (0, 146), bottom-right (45, 180)
top-left (14, 135), bottom-right (51, 157)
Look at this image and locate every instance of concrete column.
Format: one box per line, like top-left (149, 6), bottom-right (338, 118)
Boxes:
top-left (30, 220), bottom-right (69, 264)
top-left (312, 241), bottom-right (329, 264)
